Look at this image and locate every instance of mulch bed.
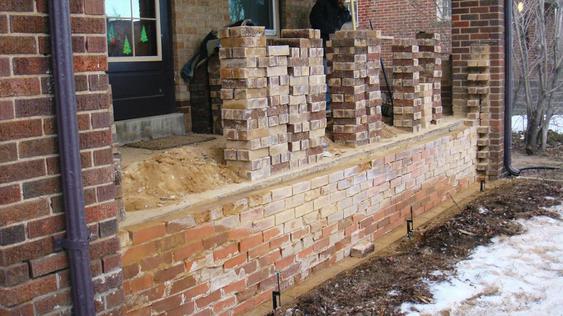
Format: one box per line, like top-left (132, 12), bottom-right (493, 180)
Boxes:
top-left (275, 180), bottom-right (562, 316)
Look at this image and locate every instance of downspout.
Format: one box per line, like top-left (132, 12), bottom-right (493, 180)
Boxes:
top-left (504, 0), bottom-right (521, 176)
top-left (49, 1), bottom-right (96, 315)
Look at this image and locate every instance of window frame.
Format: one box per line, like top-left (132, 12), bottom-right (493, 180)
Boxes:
top-left (228, 0), bottom-right (280, 37)
top-left (344, 0), bottom-right (359, 27)
top-left (436, 0), bottom-right (452, 22)
top-left (107, 0), bottom-right (163, 63)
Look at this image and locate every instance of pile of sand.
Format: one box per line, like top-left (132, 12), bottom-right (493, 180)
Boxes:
top-left (122, 146), bottom-right (244, 211)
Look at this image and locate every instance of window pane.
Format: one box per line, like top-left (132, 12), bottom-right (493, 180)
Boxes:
top-left (105, 0), bottom-right (132, 18)
top-left (107, 19), bottom-right (134, 57)
top-left (134, 20), bottom-right (158, 56)
top-left (229, 0), bottom-right (273, 30)
top-left (132, 0), bottom-right (156, 18)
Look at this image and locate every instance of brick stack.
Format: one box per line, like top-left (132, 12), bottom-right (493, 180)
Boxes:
top-left (328, 30), bottom-right (383, 146)
top-left (419, 83), bottom-right (434, 128)
top-left (269, 29), bottom-right (327, 167)
top-left (208, 53), bottom-right (223, 135)
top-left (219, 26), bottom-right (272, 180)
top-left (466, 44), bottom-right (491, 178)
top-left (392, 39), bottom-right (422, 133)
top-left (264, 45), bottom-right (291, 173)
top-left (416, 32), bottom-right (443, 124)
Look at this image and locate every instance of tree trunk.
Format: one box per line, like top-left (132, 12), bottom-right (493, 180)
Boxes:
top-left (525, 113), bottom-right (542, 154)
top-left (540, 126), bottom-right (549, 151)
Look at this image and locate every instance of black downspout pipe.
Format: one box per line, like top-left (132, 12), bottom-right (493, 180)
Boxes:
top-left (504, 0), bottom-right (521, 176)
top-left (49, 1), bottom-right (96, 315)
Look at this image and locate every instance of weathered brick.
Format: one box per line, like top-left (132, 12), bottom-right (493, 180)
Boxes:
top-left (0, 262), bottom-right (29, 287)
top-left (0, 57), bottom-right (9, 76)
top-left (0, 77), bottom-right (40, 97)
top-left (0, 36), bottom-right (36, 54)
top-left (22, 176), bottom-right (60, 199)
top-left (10, 15), bottom-right (49, 33)
top-left (0, 159), bottom-right (45, 184)
top-left (19, 137), bottom-right (57, 158)
top-left (0, 224), bottom-right (26, 246)
top-left (13, 57), bottom-right (51, 75)
top-left (0, 274), bottom-right (57, 307)
top-left (29, 252), bottom-right (68, 278)
top-left (0, 143), bottom-right (18, 163)
top-left (27, 215), bottom-right (65, 238)
top-left (0, 100), bottom-right (14, 121)
top-left (0, 0), bottom-right (34, 12)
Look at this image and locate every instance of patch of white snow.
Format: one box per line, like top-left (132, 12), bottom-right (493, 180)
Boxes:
top-left (401, 204), bottom-right (563, 316)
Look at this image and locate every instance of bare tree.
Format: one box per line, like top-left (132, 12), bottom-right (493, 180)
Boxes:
top-left (513, 0), bottom-right (563, 154)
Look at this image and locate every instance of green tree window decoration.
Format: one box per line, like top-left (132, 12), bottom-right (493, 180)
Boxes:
top-left (123, 37), bottom-right (132, 55)
top-left (108, 24), bottom-right (116, 46)
top-left (140, 25), bottom-right (149, 43)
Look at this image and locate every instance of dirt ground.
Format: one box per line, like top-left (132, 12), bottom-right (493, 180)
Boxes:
top-left (512, 131), bottom-right (563, 181)
top-left (275, 180), bottom-right (562, 316)
top-left (122, 137), bottom-right (244, 211)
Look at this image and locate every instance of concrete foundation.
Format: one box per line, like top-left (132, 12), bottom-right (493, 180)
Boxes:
top-left (115, 113), bottom-right (186, 145)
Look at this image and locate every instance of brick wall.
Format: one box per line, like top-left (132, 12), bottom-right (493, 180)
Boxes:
top-left (171, 0), bottom-right (230, 120)
top-left (451, 0), bottom-right (505, 179)
top-left (0, 1), bottom-right (123, 314)
top-left (358, 0), bottom-right (452, 55)
top-left (120, 125), bottom-right (477, 315)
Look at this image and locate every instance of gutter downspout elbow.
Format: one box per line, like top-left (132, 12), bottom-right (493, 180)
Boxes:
top-left (49, 1), bottom-right (96, 315)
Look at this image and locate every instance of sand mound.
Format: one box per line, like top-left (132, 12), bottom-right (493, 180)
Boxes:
top-left (123, 146), bottom-right (244, 211)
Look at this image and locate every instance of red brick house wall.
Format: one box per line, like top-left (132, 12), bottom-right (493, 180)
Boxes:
top-left (358, 0), bottom-right (452, 55)
top-left (0, 1), bottom-right (123, 314)
top-left (451, 0), bottom-right (505, 178)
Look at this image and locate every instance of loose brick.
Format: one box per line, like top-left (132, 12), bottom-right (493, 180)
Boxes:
top-left (29, 252), bottom-right (68, 278)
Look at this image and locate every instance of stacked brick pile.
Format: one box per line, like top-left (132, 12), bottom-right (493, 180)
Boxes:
top-left (327, 30), bottom-right (383, 146)
top-left (392, 39), bottom-right (422, 132)
top-left (416, 32), bottom-right (443, 124)
top-left (466, 44), bottom-right (491, 178)
top-left (208, 53), bottom-right (223, 135)
top-left (219, 26), bottom-right (272, 180)
top-left (269, 29), bottom-right (327, 167)
top-left (264, 45), bottom-right (291, 173)
top-left (419, 83), bottom-right (433, 128)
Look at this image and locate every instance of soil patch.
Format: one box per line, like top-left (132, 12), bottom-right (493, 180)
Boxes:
top-left (122, 145), bottom-right (244, 211)
top-left (276, 180), bottom-right (561, 316)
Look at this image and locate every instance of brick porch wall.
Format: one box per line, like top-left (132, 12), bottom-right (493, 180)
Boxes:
top-left (0, 1), bottom-right (123, 314)
top-left (120, 126), bottom-right (477, 315)
top-left (451, 0), bottom-right (505, 179)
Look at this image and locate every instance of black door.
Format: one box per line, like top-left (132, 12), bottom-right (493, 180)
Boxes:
top-left (105, 0), bottom-right (175, 121)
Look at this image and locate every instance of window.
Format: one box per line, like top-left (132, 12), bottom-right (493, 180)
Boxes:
top-left (436, 0), bottom-right (452, 22)
top-left (228, 0), bottom-right (280, 36)
top-left (344, 0), bottom-right (359, 27)
top-left (105, 0), bottom-right (162, 61)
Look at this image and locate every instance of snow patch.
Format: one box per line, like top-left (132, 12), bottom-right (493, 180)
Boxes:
top-left (402, 204), bottom-right (563, 316)
top-left (512, 115), bottom-right (563, 133)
